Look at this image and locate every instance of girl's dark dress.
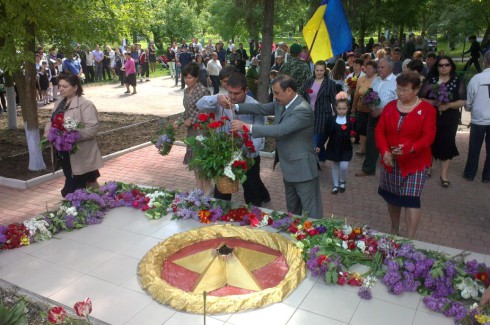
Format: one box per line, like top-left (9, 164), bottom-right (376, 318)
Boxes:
top-left (325, 117), bottom-right (353, 162)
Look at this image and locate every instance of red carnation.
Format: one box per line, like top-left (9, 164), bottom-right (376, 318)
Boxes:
top-left (338, 276), bottom-right (346, 285)
top-left (220, 115), bottom-right (230, 121)
top-left (317, 254), bottom-right (328, 265)
top-left (347, 240), bottom-right (357, 250)
top-left (242, 124), bottom-right (250, 132)
top-left (208, 121), bottom-right (222, 129)
top-left (51, 113), bottom-right (65, 130)
top-left (306, 88), bottom-right (313, 94)
top-left (198, 113), bottom-right (209, 122)
top-left (209, 112), bottom-right (216, 120)
top-left (341, 124), bottom-right (347, 131)
top-left (289, 225), bottom-right (298, 234)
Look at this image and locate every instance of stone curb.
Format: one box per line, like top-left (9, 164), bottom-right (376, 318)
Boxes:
top-left (0, 141), bottom-right (274, 189)
top-left (0, 279), bottom-right (109, 325)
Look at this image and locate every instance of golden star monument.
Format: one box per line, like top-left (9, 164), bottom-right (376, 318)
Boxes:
top-left (173, 242), bottom-right (278, 293)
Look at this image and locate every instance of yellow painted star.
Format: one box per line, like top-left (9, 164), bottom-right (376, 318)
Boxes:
top-left (173, 242), bottom-right (278, 293)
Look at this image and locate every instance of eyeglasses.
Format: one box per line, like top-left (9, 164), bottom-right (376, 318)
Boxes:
top-left (438, 63), bottom-right (451, 67)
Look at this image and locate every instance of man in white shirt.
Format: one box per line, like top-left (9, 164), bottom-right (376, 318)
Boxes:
top-left (463, 51), bottom-right (490, 182)
top-left (206, 52), bottom-right (222, 95)
top-left (356, 58), bottom-right (397, 176)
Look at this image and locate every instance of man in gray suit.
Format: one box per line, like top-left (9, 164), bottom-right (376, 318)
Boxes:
top-left (228, 75), bottom-right (323, 219)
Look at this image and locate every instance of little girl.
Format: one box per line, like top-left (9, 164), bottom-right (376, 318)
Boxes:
top-left (317, 92), bottom-right (355, 194)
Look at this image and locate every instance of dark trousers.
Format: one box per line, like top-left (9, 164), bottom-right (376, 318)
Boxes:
top-left (210, 75), bottom-right (220, 94)
top-left (0, 91), bottom-right (6, 111)
top-left (362, 115), bottom-right (379, 175)
top-left (463, 124), bottom-right (490, 181)
top-left (180, 70), bottom-right (185, 89)
top-left (86, 65), bottom-right (95, 82)
top-left (175, 65), bottom-right (181, 86)
top-left (118, 69), bottom-right (125, 85)
top-left (102, 64), bottom-right (111, 80)
top-left (214, 156), bottom-right (270, 206)
top-left (140, 62), bottom-right (149, 78)
top-left (464, 57), bottom-right (482, 73)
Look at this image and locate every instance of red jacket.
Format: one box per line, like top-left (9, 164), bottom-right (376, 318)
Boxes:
top-left (375, 100), bottom-right (436, 176)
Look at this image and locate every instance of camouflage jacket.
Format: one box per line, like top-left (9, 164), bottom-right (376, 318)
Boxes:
top-left (279, 58), bottom-right (312, 96)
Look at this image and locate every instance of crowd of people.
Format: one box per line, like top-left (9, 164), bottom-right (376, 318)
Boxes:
top-left (171, 34), bottom-right (489, 241)
top-left (8, 33), bottom-right (487, 241)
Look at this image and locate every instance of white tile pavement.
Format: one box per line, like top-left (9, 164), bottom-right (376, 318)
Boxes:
top-left (0, 207), bottom-right (486, 325)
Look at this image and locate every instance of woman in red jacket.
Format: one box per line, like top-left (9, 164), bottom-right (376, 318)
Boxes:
top-left (375, 72), bottom-right (436, 238)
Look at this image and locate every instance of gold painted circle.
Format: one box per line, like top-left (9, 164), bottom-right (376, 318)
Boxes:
top-left (138, 224), bottom-right (306, 314)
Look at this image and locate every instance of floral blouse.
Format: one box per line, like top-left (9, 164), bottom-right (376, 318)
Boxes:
top-left (183, 83), bottom-right (211, 127)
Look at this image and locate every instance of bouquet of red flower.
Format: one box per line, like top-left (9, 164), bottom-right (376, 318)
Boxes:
top-left (41, 112), bottom-right (81, 153)
top-left (345, 76), bottom-right (358, 90)
top-left (185, 113), bottom-right (255, 183)
top-left (362, 88), bottom-right (381, 107)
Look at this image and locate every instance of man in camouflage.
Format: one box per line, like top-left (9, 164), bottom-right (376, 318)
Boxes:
top-left (279, 43), bottom-right (312, 96)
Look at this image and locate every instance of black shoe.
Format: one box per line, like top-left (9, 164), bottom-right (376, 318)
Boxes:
top-left (440, 177), bottom-right (450, 188)
top-left (331, 186), bottom-right (339, 194)
top-left (463, 175), bottom-right (474, 181)
top-left (339, 182), bottom-right (346, 193)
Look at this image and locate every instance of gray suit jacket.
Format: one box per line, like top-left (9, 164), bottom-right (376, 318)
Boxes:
top-left (238, 95), bottom-right (319, 183)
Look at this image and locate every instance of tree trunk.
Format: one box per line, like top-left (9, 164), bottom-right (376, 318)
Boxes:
top-left (482, 21), bottom-right (490, 49)
top-left (14, 22), bottom-right (46, 171)
top-left (6, 87), bottom-right (17, 130)
top-left (257, 0), bottom-right (274, 103)
top-left (4, 73), bottom-right (17, 130)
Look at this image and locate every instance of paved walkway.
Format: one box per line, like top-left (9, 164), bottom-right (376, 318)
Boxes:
top-left (1, 75), bottom-right (489, 255)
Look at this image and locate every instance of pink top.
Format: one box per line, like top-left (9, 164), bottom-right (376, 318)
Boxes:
top-left (125, 57), bottom-right (136, 75)
top-left (309, 81), bottom-right (321, 110)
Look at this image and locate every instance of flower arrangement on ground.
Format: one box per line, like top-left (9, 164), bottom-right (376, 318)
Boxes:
top-left (1, 181), bottom-right (489, 324)
top-left (40, 112), bottom-right (81, 153)
top-left (153, 123), bottom-right (177, 156)
top-left (184, 113), bottom-right (255, 184)
top-left (48, 297), bottom-right (92, 324)
top-left (362, 88), bottom-right (381, 107)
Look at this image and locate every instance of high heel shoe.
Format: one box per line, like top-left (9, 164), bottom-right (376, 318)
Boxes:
top-left (331, 186), bottom-right (339, 194)
top-left (440, 177), bottom-right (450, 188)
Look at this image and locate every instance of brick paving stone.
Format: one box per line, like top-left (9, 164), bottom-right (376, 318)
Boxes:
top-left (1, 78), bottom-right (489, 254)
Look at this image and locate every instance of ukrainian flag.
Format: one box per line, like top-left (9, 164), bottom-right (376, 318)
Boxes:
top-left (303, 0), bottom-right (353, 62)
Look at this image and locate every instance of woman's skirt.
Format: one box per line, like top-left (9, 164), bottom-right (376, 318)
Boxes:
top-left (378, 161), bottom-right (427, 208)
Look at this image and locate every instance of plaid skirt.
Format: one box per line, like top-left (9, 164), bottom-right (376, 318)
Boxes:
top-left (378, 160), bottom-right (427, 208)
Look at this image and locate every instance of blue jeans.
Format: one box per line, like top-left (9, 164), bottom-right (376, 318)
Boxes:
top-left (463, 124), bottom-right (490, 181)
top-left (94, 62), bottom-right (103, 81)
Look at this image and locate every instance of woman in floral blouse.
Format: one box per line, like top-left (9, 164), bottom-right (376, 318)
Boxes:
top-left (176, 62), bottom-right (212, 194)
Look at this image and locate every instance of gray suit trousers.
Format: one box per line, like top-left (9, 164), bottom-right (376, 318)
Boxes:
top-left (283, 176), bottom-right (323, 219)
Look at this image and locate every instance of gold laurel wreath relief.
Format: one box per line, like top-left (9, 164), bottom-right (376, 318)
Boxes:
top-left (138, 224), bottom-right (306, 314)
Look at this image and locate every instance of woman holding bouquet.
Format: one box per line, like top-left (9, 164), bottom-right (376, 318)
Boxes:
top-left (302, 60), bottom-right (338, 162)
top-left (420, 56), bottom-right (466, 187)
top-left (45, 72), bottom-right (103, 197)
top-left (376, 72), bottom-right (436, 238)
top-left (352, 61), bottom-right (377, 155)
top-left (176, 62), bottom-right (213, 195)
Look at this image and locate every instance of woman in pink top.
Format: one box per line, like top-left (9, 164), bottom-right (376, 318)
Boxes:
top-left (124, 52), bottom-right (137, 94)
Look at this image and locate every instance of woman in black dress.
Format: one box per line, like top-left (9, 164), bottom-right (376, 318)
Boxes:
top-left (419, 56), bottom-right (466, 187)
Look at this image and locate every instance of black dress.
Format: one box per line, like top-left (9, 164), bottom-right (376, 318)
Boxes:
top-left (325, 116), bottom-right (353, 162)
top-left (419, 75), bottom-right (466, 160)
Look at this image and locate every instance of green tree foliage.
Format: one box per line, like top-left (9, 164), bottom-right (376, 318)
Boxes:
top-left (151, 0), bottom-right (199, 48)
top-left (0, 0), bottom-right (152, 170)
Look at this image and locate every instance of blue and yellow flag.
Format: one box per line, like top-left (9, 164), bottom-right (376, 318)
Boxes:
top-left (303, 0), bottom-right (353, 62)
